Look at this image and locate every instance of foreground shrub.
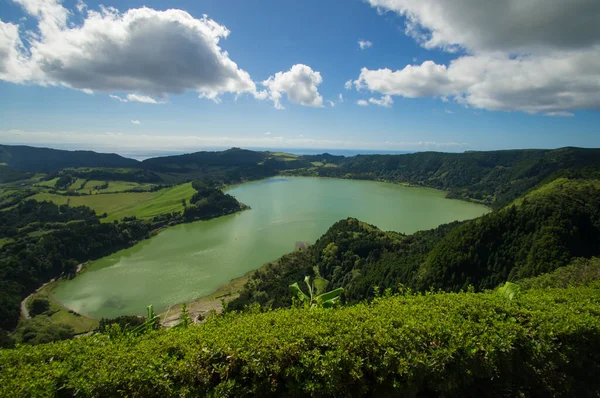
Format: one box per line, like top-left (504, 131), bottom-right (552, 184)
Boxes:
top-left (519, 257), bottom-right (600, 290)
top-left (1, 287), bottom-right (599, 397)
top-left (11, 316), bottom-right (74, 346)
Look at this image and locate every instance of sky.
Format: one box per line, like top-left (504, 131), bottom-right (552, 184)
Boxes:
top-left (0, 0), bottom-right (599, 154)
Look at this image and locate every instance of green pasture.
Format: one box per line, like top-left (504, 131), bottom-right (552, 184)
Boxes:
top-left (31, 183), bottom-right (195, 221)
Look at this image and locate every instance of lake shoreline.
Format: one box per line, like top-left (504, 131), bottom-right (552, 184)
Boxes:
top-left (50, 176), bottom-right (490, 320)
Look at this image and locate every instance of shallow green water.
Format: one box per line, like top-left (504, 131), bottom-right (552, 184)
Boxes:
top-left (53, 177), bottom-right (489, 318)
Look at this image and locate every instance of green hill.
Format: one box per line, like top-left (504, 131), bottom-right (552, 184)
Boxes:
top-left (0, 145), bottom-right (139, 172)
top-left (290, 147), bottom-right (600, 207)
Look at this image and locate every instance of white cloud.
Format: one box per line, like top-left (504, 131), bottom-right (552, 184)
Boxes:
top-left (545, 111), bottom-right (574, 117)
top-left (357, 0), bottom-right (600, 114)
top-left (1, 1), bottom-right (262, 101)
top-left (368, 95), bottom-right (393, 108)
top-left (131, 120), bottom-right (141, 125)
top-left (358, 40), bottom-right (372, 50)
top-left (357, 99), bottom-right (369, 106)
top-left (109, 94), bottom-right (127, 102)
top-left (262, 64), bottom-right (324, 110)
top-left (110, 93), bottom-right (164, 104)
top-left (444, 109), bottom-right (454, 114)
top-left (344, 79), bottom-right (353, 90)
top-left (264, 132), bottom-right (271, 135)
top-left (328, 100), bottom-right (336, 107)
top-left (338, 93), bottom-right (344, 102)
top-left (354, 62), bottom-right (460, 98)
top-left (0, 21), bottom-right (29, 83)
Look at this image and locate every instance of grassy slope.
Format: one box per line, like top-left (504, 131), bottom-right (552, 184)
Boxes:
top-left (33, 178), bottom-right (58, 188)
top-left (28, 282), bottom-right (98, 334)
top-left (30, 183), bottom-right (195, 222)
top-left (1, 287), bottom-right (599, 397)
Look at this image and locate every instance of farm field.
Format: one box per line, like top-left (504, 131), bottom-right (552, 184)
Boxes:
top-left (30, 183), bottom-right (195, 222)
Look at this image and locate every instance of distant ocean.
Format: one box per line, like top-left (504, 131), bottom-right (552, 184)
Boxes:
top-left (120, 148), bottom-right (413, 161)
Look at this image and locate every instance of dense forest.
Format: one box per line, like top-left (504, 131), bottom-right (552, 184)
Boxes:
top-left (228, 178), bottom-right (600, 310)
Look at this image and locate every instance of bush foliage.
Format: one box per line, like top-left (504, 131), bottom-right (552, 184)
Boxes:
top-left (1, 287), bottom-right (599, 397)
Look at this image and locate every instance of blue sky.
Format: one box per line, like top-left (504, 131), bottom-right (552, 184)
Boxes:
top-left (0, 0), bottom-right (599, 153)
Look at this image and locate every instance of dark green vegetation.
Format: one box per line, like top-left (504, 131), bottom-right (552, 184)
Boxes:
top-left (0, 181), bottom-right (244, 338)
top-left (1, 286), bottom-right (599, 397)
top-left (4, 144), bottom-right (600, 207)
top-left (287, 147), bottom-right (600, 207)
top-left (2, 144), bottom-right (600, 396)
top-left (11, 316), bottom-right (74, 347)
top-left (229, 178), bottom-right (600, 310)
top-left (0, 144), bottom-right (138, 173)
top-left (519, 257), bottom-right (600, 290)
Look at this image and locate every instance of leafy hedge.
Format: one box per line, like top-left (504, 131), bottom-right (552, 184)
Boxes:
top-left (1, 287), bottom-right (599, 397)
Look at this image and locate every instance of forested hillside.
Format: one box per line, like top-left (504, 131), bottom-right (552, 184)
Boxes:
top-left (4, 144), bottom-right (600, 208)
top-left (289, 147), bottom-right (600, 207)
top-left (0, 145), bottom-right (138, 172)
top-left (229, 178), bottom-right (600, 310)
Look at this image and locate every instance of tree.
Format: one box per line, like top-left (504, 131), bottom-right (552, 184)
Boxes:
top-left (28, 297), bottom-right (50, 316)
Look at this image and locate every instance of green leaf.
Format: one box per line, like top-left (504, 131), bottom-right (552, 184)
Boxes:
top-left (289, 282), bottom-right (309, 302)
top-left (497, 282), bottom-right (520, 301)
top-left (315, 288), bottom-right (343, 303)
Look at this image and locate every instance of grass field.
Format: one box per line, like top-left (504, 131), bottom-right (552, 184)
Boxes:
top-left (103, 181), bottom-right (156, 193)
top-left (31, 183), bottom-right (195, 221)
top-left (27, 282), bottom-right (98, 334)
top-left (34, 177), bottom-right (58, 187)
top-left (67, 178), bottom-right (86, 191)
top-left (77, 180), bottom-right (156, 194)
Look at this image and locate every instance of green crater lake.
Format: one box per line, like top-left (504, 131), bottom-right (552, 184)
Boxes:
top-left (53, 177), bottom-right (489, 318)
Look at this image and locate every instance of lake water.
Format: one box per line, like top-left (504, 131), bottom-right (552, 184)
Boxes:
top-left (53, 177), bottom-right (489, 318)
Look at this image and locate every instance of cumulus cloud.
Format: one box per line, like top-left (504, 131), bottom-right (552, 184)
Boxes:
top-left (359, 0), bottom-right (600, 114)
top-left (367, 0), bottom-right (600, 53)
top-left (1, 0), bottom-right (261, 101)
top-left (338, 93), bottom-right (344, 102)
top-left (358, 40), bottom-right (372, 50)
top-left (328, 100), bottom-right (336, 107)
top-left (344, 79), bottom-right (353, 90)
top-left (262, 64), bottom-right (324, 110)
top-left (369, 95), bottom-right (393, 108)
top-left (0, 21), bottom-right (29, 83)
top-left (131, 120), bottom-right (141, 125)
top-left (356, 53), bottom-right (600, 114)
top-left (357, 99), bottom-right (369, 106)
top-left (355, 62), bottom-right (458, 98)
